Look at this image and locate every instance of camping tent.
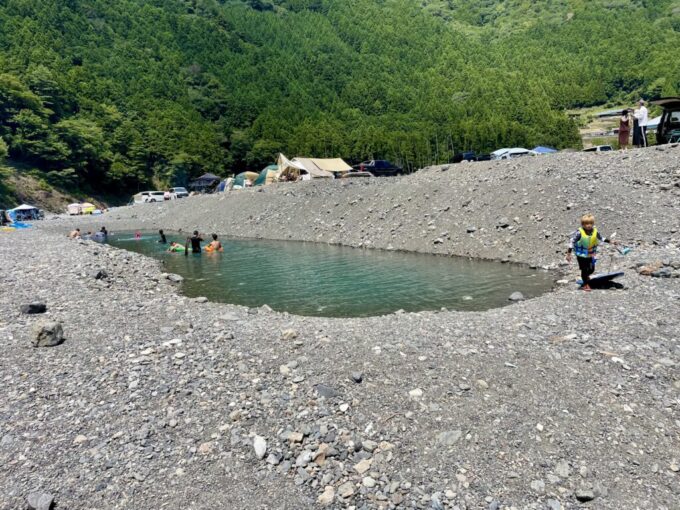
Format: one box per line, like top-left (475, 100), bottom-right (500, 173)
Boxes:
top-left (254, 165), bottom-right (280, 186)
top-left (277, 153), bottom-right (352, 180)
top-left (189, 173), bottom-right (221, 192)
top-left (9, 204), bottom-right (40, 221)
top-left (233, 171), bottom-right (260, 188)
top-left (81, 202), bottom-right (96, 214)
top-left (533, 146), bottom-right (558, 154)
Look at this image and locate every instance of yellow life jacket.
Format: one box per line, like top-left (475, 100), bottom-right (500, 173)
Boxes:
top-left (575, 227), bottom-right (598, 258)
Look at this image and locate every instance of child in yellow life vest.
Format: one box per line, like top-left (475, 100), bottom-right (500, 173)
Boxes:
top-left (566, 213), bottom-right (616, 291)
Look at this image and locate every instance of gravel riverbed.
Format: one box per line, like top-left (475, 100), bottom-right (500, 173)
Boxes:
top-left (1, 147), bottom-right (679, 509)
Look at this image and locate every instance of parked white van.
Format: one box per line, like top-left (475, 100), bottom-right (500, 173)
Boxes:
top-left (133, 191), bottom-right (166, 204)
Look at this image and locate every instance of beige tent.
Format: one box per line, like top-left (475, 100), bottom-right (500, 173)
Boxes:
top-left (277, 153), bottom-right (352, 180)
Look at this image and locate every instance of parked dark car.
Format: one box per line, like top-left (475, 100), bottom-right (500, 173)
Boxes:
top-left (352, 160), bottom-right (403, 177)
top-left (452, 151), bottom-right (477, 163)
top-left (652, 97), bottom-right (680, 145)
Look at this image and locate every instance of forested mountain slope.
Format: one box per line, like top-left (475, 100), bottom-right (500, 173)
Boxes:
top-left (0, 0), bottom-right (678, 193)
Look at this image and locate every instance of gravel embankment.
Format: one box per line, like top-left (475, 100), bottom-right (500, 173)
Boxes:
top-left (1, 146), bottom-right (679, 510)
top-left (52, 145), bottom-right (680, 269)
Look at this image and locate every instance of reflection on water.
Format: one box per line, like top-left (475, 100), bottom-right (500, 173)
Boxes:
top-left (108, 232), bottom-right (554, 317)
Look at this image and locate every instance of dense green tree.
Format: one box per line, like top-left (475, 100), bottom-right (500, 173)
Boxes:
top-left (0, 0), bottom-right (678, 195)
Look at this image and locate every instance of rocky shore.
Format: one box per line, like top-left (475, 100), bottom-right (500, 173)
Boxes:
top-left (1, 147), bottom-right (679, 509)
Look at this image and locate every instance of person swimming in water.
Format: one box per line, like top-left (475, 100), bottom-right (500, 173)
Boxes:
top-left (206, 233), bottom-right (223, 252)
top-left (158, 229), bottom-right (167, 244)
top-left (167, 241), bottom-right (185, 253)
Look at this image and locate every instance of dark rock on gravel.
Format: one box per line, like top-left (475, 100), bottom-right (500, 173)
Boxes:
top-left (20, 302), bottom-right (47, 314)
top-left (314, 383), bottom-right (340, 399)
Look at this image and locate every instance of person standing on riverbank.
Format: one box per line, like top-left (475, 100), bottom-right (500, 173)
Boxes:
top-left (566, 213), bottom-right (617, 291)
top-left (634, 99), bottom-right (648, 147)
top-left (618, 109), bottom-right (631, 149)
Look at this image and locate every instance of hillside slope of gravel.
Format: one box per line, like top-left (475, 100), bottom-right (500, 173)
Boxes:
top-left (2, 146), bottom-right (679, 510)
top-left (52, 145), bottom-right (680, 270)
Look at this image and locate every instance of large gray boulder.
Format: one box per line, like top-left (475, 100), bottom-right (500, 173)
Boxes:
top-left (32, 322), bottom-right (65, 347)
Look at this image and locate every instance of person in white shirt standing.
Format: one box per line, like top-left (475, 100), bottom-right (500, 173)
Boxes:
top-left (634, 99), bottom-right (649, 147)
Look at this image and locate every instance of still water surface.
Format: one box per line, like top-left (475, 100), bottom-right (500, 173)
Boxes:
top-left (108, 232), bottom-right (554, 317)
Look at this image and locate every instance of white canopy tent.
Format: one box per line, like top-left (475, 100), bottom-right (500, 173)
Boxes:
top-left (277, 153), bottom-right (352, 180)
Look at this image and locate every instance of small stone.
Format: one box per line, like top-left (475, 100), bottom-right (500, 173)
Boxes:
top-left (281, 329), bottom-right (298, 341)
top-left (20, 303), bottom-right (47, 314)
top-left (339, 403), bottom-right (349, 412)
top-left (436, 430), bottom-right (462, 446)
top-left (351, 372), bottom-right (363, 383)
top-left (466, 226), bottom-right (477, 233)
top-left (318, 486), bottom-right (335, 506)
top-left (315, 384), bottom-right (340, 399)
top-left (362, 440), bottom-right (378, 452)
top-left (363, 476), bottom-right (377, 488)
top-left (670, 462), bottom-right (679, 472)
top-left (409, 388), bottom-right (424, 399)
top-left (555, 459), bottom-right (571, 478)
top-left (253, 435), bottom-right (267, 459)
top-left (338, 481), bottom-right (355, 498)
top-left (32, 322), bottom-right (65, 347)
top-left (26, 492), bottom-right (54, 510)
top-left (354, 458), bottom-right (372, 474)
top-left (530, 479), bottom-right (545, 492)
top-left (73, 435), bottom-right (88, 445)
top-left (476, 379), bottom-right (489, 389)
top-left (575, 489), bottom-right (596, 502)
top-left (279, 365), bottom-right (291, 376)
top-left (287, 432), bottom-right (304, 443)
top-left (166, 273), bottom-right (184, 283)
top-left (536, 423), bottom-right (544, 432)
top-left (296, 450), bottom-right (313, 467)
top-left (195, 297), bottom-right (209, 303)
top-left (266, 453), bottom-right (281, 465)
top-left (92, 268), bottom-right (108, 280)
top-left (509, 291), bottom-right (525, 302)
top-left (546, 499), bottom-right (561, 510)
top-left (198, 441), bottom-right (213, 455)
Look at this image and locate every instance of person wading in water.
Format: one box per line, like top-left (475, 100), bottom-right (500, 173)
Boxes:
top-left (185, 230), bottom-right (203, 256)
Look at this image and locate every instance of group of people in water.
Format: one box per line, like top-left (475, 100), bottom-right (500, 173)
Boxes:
top-left (68, 226), bottom-right (108, 241)
top-left (160, 229), bottom-right (223, 255)
top-left (68, 226), bottom-right (222, 255)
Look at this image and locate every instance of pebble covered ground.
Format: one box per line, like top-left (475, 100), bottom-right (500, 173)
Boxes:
top-left (1, 146), bottom-right (679, 509)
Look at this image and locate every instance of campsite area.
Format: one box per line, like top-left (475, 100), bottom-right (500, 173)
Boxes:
top-left (1, 146), bottom-right (679, 510)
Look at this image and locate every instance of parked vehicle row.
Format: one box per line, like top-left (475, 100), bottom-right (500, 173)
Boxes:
top-left (133, 187), bottom-right (189, 204)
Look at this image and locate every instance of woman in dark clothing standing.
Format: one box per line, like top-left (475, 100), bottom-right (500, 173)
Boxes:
top-left (618, 109), bottom-right (631, 150)
top-left (632, 114), bottom-right (641, 147)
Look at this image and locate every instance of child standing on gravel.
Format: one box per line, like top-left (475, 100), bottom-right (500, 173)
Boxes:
top-left (566, 213), bottom-right (616, 291)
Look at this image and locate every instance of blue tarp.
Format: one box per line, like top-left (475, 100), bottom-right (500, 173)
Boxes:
top-left (533, 146), bottom-right (558, 154)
